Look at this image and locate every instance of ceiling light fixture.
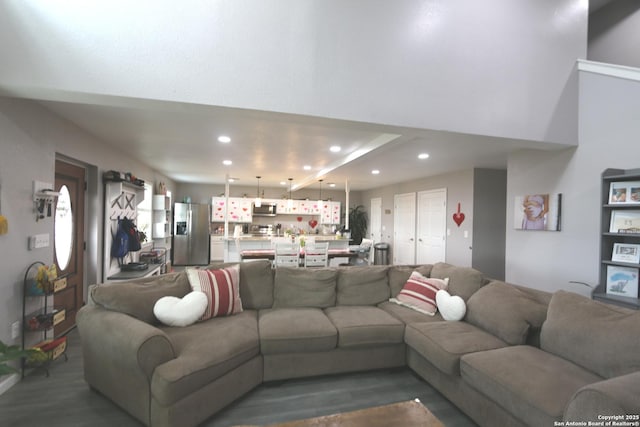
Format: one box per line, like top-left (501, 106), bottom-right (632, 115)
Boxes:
top-left (287, 178), bottom-right (294, 209)
top-left (255, 176), bottom-right (262, 207)
top-left (318, 179), bottom-right (323, 205)
top-left (372, 169), bottom-right (380, 175)
top-left (418, 153), bottom-right (430, 159)
top-left (303, 165), bottom-right (311, 171)
top-left (329, 183), bottom-right (336, 188)
top-left (330, 146), bottom-right (341, 153)
top-left (223, 160), bottom-right (232, 166)
top-left (218, 136), bottom-right (231, 143)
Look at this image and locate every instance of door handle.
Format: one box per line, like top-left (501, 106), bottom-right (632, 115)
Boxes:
top-left (409, 238), bottom-right (414, 242)
top-left (418, 238), bottom-right (423, 242)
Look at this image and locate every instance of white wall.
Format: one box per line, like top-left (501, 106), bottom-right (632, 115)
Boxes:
top-left (0, 0), bottom-right (586, 145)
top-left (505, 64), bottom-right (640, 296)
top-left (0, 97), bottom-right (174, 391)
top-left (360, 169), bottom-right (475, 267)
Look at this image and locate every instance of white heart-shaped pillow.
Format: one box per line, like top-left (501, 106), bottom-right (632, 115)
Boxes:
top-left (153, 291), bottom-right (208, 327)
top-left (436, 289), bottom-right (466, 321)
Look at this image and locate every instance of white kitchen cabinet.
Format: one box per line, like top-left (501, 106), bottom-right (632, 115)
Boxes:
top-left (211, 197), bottom-right (252, 223)
top-left (211, 197), bottom-right (226, 221)
top-left (320, 201), bottom-right (341, 224)
top-left (210, 236), bottom-right (224, 262)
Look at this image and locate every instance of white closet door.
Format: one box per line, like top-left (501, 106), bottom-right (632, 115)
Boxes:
top-left (393, 192), bottom-right (416, 265)
top-left (416, 189), bottom-right (447, 264)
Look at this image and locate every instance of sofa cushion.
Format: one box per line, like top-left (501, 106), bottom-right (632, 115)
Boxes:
top-left (187, 265), bottom-right (243, 319)
top-left (461, 346), bottom-right (603, 426)
top-left (153, 291), bottom-right (208, 327)
top-left (91, 271), bottom-right (191, 324)
top-left (388, 265), bottom-right (433, 298)
top-left (324, 306), bottom-right (404, 348)
top-left (430, 262), bottom-right (485, 302)
top-left (336, 266), bottom-right (390, 305)
top-left (465, 281), bottom-right (549, 345)
top-left (207, 260), bottom-right (274, 309)
top-left (391, 271), bottom-right (448, 316)
top-left (273, 267), bottom-right (338, 308)
top-left (435, 290), bottom-right (466, 321)
top-left (151, 310), bottom-right (260, 406)
top-left (405, 321), bottom-right (507, 376)
top-left (377, 301), bottom-right (444, 324)
top-left (540, 290), bottom-right (640, 379)
top-left (259, 308), bottom-right (337, 354)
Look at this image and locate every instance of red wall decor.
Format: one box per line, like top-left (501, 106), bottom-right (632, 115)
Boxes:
top-left (453, 203), bottom-right (465, 227)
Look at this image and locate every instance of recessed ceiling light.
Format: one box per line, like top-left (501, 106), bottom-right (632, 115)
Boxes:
top-left (330, 145), bottom-right (341, 153)
top-left (228, 178), bottom-right (235, 182)
top-left (303, 165), bottom-right (312, 171)
top-left (329, 183), bottom-right (336, 188)
top-left (418, 153), bottom-right (430, 159)
top-left (218, 136), bottom-right (231, 143)
top-left (371, 169), bottom-right (380, 175)
top-left (223, 160), bottom-right (232, 166)
top-left (280, 181), bottom-right (286, 185)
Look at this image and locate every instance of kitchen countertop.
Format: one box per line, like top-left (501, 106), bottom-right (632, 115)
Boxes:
top-left (212, 234), bottom-right (346, 241)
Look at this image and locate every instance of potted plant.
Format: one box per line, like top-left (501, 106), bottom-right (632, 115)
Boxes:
top-left (0, 341), bottom-right (46, 376)
top-left (348, 205), bottom-right (368, 245)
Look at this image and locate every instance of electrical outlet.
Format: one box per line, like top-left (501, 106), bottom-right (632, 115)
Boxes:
top-left (11, 321), bottom-right (20, 339)
top-left (28, 233), bottom-right (50, 250)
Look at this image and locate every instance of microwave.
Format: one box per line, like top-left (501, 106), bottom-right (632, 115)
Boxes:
top-left (252, 202), bottom-right (277, 216)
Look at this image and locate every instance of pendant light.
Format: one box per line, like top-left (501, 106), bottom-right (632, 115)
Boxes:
top-left (317, 179), bottom-right (323, 207)
top-left (287, 178), bottom-right (293, 209)
top-left (255, 176), bottom-right (262, 207)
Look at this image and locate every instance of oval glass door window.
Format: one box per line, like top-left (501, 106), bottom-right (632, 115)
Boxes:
top-left (55, 185), bottom-right (73, 270)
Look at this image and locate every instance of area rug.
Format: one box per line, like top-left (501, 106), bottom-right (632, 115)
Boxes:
top-left (234, 399), bottom-right (444, 427)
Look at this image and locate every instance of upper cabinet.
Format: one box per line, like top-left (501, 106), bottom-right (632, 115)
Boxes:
top-left (320, 201), bottom-right (341, 224)
top-left (212, 196), bottom-right (340, 224)
top-left (211, 197), bottom-right (252, 223)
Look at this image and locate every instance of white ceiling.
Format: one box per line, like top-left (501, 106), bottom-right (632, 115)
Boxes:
top-left (38, 95), bottom-right (561, 192)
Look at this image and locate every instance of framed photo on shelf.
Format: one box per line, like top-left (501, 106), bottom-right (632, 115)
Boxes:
top-left (611, 243), bottom-right (640, 264)
top-left (606, 265), bottom-right (639, 298)
top-left (609, 210), bottom-right (640, 233)
top-left (608, 181), bottom-right (640, 204)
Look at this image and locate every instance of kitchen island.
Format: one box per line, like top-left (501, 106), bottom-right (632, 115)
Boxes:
top-left (213, 235), bottom-right (351, 265)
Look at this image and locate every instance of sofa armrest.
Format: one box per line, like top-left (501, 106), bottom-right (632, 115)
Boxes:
top-left (76, 305), bottom-right (176, 424)
top-left (564, 371), bottom-right (640, 422)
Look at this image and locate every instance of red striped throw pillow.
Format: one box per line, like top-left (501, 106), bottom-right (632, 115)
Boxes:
top-left (186, 265), bottom-right (243, 319)
top-left (391, 271), bottom-right (449, 316)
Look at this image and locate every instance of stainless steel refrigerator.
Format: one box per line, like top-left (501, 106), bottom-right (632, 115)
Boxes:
top-left (172, 203), bottom-right (210, 265)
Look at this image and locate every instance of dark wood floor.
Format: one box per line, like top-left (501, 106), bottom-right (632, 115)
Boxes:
top-left (0, 328), bottom-right (477, 427)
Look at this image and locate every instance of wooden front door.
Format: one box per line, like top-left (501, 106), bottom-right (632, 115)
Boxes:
top-left (54, 160), bottom-right (85, 335)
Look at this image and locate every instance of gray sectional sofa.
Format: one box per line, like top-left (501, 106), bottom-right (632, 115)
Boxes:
top-left (76, 261), bottom-right (640, 427)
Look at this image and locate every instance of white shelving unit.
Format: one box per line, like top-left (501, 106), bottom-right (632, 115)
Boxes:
top-left (152, 194), bottom-right (172, 249)
top-left (103, 180), bottom-right (145, 281)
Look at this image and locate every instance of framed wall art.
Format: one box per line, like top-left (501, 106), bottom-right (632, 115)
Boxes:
top-left (608, 181), bottom-right (640, 204)
top-left (609, 210), bottom-right (640, 234)
top-left (611, 243), bottom-right (640, 264)
top-left (606, 265), bottom-right (639, 297)
top-left (513, 193), bottom-right (562, 231)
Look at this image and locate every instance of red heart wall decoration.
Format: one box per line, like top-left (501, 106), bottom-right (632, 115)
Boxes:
top-left (453, 203), bottom-right (465, 227)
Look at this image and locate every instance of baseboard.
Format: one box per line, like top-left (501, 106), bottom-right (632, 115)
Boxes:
top-left (0, 373), bottom-right (20, 396)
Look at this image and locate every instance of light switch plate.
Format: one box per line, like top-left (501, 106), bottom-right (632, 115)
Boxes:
top-left (28, 233), bottom-right (50, 249)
